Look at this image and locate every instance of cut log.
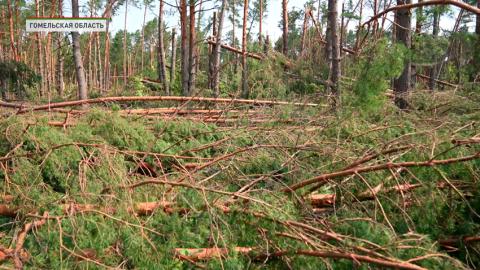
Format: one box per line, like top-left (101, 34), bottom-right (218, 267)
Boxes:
top-left (174, 247), bottom-right (254, 261)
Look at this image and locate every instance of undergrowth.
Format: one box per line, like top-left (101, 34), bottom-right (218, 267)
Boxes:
top-left (0, 90), bottom-right (480, 269)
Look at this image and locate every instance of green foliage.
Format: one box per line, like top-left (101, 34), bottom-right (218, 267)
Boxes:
top-left (0, 61), bottom-right (40, 99)
top-left (351, 39), bottom-right (407, 113)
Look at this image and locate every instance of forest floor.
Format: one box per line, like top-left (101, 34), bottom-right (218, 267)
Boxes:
top-left (1, 90), bottom-right (480, 269)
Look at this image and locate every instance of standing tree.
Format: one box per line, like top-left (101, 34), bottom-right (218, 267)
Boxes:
top-left (474, 0), bottom-right (480, 80)
top-left (210, 0), bottom-right (228, 97)
top-left (123, 0), bottom-right (128, 88)
top-left (241, 0), bottom-right (249, 98)
top-left (56, 0), bottom-right (64, 97)
top-left (393, 0), bottom-right (412, 109)
top-left (282, 0), bottom-right (288, 55)
top-left (327, 0), bottom-right (340, 106)
top-left (170, 28), bottom-right (177, 90)
top-left (429, 7), bottom-right (441, 90)
top-left (180, 0), bottom-right (190, 96)
top-left (71, 0), bottom-right (88, 106)
top-left (188, 0), bottom-right (197, 94)
top-left (158, 0), bottom-right (169, 94)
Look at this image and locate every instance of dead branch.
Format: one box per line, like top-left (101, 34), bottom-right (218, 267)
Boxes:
top-left (207, 39), bottom-right (263, 60)
top-left (1, 96), bottom-right (320, 113)
top-left (363, 0), bottom-right (480, 27)
top-left (416, 74), bottom-right (458, 88)
top-left (285, 151), bottom-right (480, 192)
top-left (173, 247), bottom-right (426, 270)
top-left (13, 212), bottom-right (48, 268)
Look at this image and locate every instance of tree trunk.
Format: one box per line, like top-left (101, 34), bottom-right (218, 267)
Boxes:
top-left (180, 0), bottom-right (190, 96)
top-left (72, 0), bottom-right (88, 107)
top-left (282, 0), bottom-right (288, 56)
top-left (210, 0), bottom-right (228, 97)
top-left (241, 0), bottom-right (249, 98)
top-left (300, 8), bottom-right (309, 56)
top-left (232, 0), bottom-right (238, 75)
top-left (474, 0), bottom-right (480, 81)
top-left (140, 3), bottom-right (147, 72)
top-left (170, 28), bottom-right (177, 90)
top-left (158, 0), bottom-right (169, 95)
top-left (259, 0), bottom-right (263, 44)
top-left (123, 0), bottom-right (128, 88)
top-left (56, 0), bottom-right (65, 97)
top-left (6, 0), bottom-right (18, 61)
top-left (34, 0), bottom-right (46, 97)
top-left (393, 0), bottom-right (412, 109)
top-left (429, 9), bottom-right (440, 90)
top-left (327, 0), bottom-right (341, 107)
top-left (188, 0), bottom-right (197, 94)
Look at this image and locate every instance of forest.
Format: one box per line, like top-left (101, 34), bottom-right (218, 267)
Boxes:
top-left (1, 0), bottom-right (480, 268)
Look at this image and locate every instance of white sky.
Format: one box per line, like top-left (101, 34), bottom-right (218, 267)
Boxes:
top-left (60, 0), bottom-right (476, 42)
top-left (107, 0), bottom-right (312, 40)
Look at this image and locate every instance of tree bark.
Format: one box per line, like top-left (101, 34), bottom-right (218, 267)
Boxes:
top-left (282, 0), bottom-right (288, 56)
top-left (34, 0), bottom-right (46, 97)
top-left (259, 0), bottom-right (263, 44)
top-left (141, 2), bottom-right (147, 72)
top-left (241, 0), bottom-right (249, 98)
top-left (429, 9), bottom-right (440, 90)
top-left (188, 0), bottom-right (197, 94)
top-left (474, 0), bottom-right (480, 80)
top-left (300, 8), bottom-right (309, 56)
top-left (327, 0), bottom-right (341, 107)
top-left (123, 0), bottom-right (128, 88)
top-left (393, 0), bottom-right (411, 109)
top-left (180, 0), bottom-right (190, 96)
top-left (6, 0), bottom-right (18, 61)
top-left (210, 0), bottom-right (228, 97)
top-left (56, 0), bottom-right (65, 97)
top-left (170, 28), bottom-right (177, 90)
top-left (158, 0), bottom-right (169, 94)
top-left (72, 0), bottom-right (88, 107)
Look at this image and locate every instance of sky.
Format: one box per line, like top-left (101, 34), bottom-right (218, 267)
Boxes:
top-left (108, 0), bottom-right (327, 40)
top-left (60, 0), bottom-right (476, 42)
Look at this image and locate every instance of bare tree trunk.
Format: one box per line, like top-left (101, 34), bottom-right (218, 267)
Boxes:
top-left (393, 0), bottom-right (411, 109)
top-left (241, 0), bottom-right (249, 98)
top-left (208, 12), bottom-right (217, 90)
top-left (15, 0), bottom-right (21, 61)
top-left (259, 0), bottom-right (263, 44)
top-left (6, 0), bottom-right (18, 61)
top-left (0, 8), bottom-right (4, 62)
top-left (429, 9), bottom-right (440, 90)
top-left (141, 2), bottom-right (147, 72)
top-left (72, 0), bottom-right (88, 106)
top-left (411, 0), bottom-right (422, 87)
top-left (340, 3), bottom-right (345, 58)
top-left (95, 33), bottom-right (103, 90)
top-left (170, 28), bottom-right (177, 90)
top-left (354, 0), bottom-right (363, 50)
top-left (34, 0), bottom-right (46, 97)
top-left (327, 0), bottom-right (341, 107)
top-left (180, 0), bottom-right (190, 96)
top-left (282, 0), bottom-right (288, 56)
top-left (158, 0), bottom-right (169, 94)
top-left (210, 0), bottom-right (228, 97)
top-left (475, 0), bottom-right (480, 79)
top-left (123, 0), bottom-right (128, 88)
top-left (300, 8), bottom-right (309, 56)
top-left (232, 0), bottom-right (238, 75)
top-left (56, 0), bottom-right (65, 97)
top-left (195, 0), bottom-right (203, 73)
top-left (188, 0), bottom-right (197, 94)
